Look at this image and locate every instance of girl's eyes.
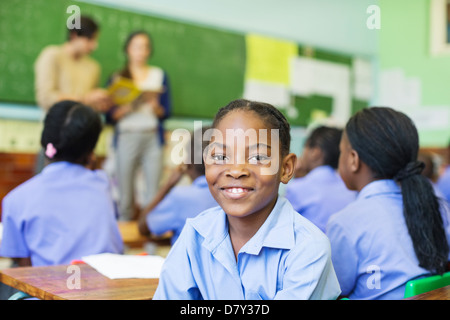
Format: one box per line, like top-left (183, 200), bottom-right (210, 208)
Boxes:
top-left (211, 154), bottom-right (228, 163)
top-left (248, 154), bottom-right (271, 165)
top-left (208, 154), bottom-right (271, 165)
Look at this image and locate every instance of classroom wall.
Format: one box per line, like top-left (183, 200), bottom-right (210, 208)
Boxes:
top-left (80, 0), bottom-right (379, 57)
top-left (378, 0), bottom-right (450, 148)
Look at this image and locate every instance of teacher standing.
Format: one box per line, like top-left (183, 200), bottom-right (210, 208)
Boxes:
top-left (107, 31), bottom-right (171, 221)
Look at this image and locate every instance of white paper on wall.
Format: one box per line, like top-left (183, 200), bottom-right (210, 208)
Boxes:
top-left (352, 58), bottom-right (374, 101)
top-left (289, 57), bottom-right (351, 123)
top-left (243, 80), bottom-right (291, 107)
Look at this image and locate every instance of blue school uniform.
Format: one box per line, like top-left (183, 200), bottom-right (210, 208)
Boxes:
top-left (0, 162), bottom-right (123, 266)
top-left (326, 179), bottom-right (450, 300)
top-left (153, 197), bottom-right (341, 300)
top-left (437, 166), bottom-right (450, 202)
top-left (146, 175), bottom-right (218, 244)
top-left (285, 165), bottom-right (356, 232)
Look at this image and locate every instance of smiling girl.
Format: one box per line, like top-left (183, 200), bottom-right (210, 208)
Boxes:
top-left (153, 99), bottom-right (341, 300)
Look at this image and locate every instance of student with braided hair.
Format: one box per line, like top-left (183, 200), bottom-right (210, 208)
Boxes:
top-left (154, 99), bottom-right (340, 300)
top-left (326, 107), bottom-right (450, 300)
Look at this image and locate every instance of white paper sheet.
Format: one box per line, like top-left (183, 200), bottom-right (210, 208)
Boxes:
top-left (82, 253), bottom-right (165, 279)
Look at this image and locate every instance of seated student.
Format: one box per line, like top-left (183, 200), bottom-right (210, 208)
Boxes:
top-left (418, 151), bottom-right (446, 199)
top-left (137, 127), bottom-right (218, 245)
top-left (437, 141), bottom-right (450, 203)
top-left (153, 99), bottom-right (341, 300)
top-left (285, 126), bottom-right (356, 232)
top-left (327, 107), bottom-right (450, 300)
top-left (0, 101), bottom-right (123, 267)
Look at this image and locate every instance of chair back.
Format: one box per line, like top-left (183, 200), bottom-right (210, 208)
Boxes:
top-left (404, 272), bottom-right (450, 298)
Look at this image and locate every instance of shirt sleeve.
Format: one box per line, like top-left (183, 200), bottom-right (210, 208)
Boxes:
top-left (34, 47), bottom-right (62, 111)
top-left (274, 232), bottom-right (341, 300)
top-left (146, 189), bottom-right (180, 236)
top-left (0, 195), bottom-right (30, 258)
top-left (326, 217), bottom-right (358, 296)
top-left (152, 224), bottom-right (202, 300)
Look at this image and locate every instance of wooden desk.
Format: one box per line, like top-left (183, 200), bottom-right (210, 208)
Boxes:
top-left (0, 264), bottom-right (159, 300)
top-left (118, 221), bottom-right (172, 248)
top-left (404, 285), bottom-right (450, 300)
top-left (118, 221), bottom-right (149, 248)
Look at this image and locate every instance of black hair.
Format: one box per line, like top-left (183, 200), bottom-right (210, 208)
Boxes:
top-left (41, 100), bottom-right (102, 165)
top-left (305, 126), bottom-right (342, 169)
top-left (119, 30), bottom-right (153, 79)
top-left (67, 16), bottom-right (99, 40)
top-left (212, 99), bottom-right (291, 156)
top-left (345, 107), bottom-right (449, 275)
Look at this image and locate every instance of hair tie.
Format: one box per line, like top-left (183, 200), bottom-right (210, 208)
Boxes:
top-left (45, 143), bottom-right (57, 159)
top-left (394, 161), bottom-right (424, 181)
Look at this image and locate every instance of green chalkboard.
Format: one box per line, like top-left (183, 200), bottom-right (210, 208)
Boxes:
top-left (0, 0), bottom-right (246, 119)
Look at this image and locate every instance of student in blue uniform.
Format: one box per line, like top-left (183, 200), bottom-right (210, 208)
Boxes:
top-left (327, 107), bottom-right (450, 300)
top-left (285, 126), bottom-right (356, 232)
top-left (0, 100), bottom-right (123, 267)
top-left (153, 99), bottom-right (341, 300)
top-left (137, 127), bottom-right (218, 245)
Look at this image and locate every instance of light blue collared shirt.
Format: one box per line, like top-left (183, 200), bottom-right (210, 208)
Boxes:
top-left (147, 175), bottom-right (218, 244)
top-left (153, 197), bottom-right (341, 300)
top-left (285, 166), bottom-right (356, 233)
top-left (0, 162), bottom-right (123, 266)
top-left (326, 179), bottom-right (450, 300)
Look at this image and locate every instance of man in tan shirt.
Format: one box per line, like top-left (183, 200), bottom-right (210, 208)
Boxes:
top-left (34, 16), bottom-right (112, 113)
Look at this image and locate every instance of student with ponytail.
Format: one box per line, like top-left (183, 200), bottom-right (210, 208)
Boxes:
top-left (326, 107), bottom-right (450, 300)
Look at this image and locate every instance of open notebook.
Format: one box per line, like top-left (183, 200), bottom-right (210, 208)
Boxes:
top-left (82, 253), bottom-right (165, 279)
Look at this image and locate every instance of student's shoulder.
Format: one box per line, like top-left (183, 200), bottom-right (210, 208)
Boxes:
top-left (291, 209), bottom-right (327, 240)
top-left (88, 169), bottom-right (112, 185)
top-left (2, 174), bottom-right (42, 205)
top-left (283, 199), bottom-right (327, 243)
top-left (326, 197), bottom-right (369, 235)
top-left (288, 207), bottom-right (332, 257)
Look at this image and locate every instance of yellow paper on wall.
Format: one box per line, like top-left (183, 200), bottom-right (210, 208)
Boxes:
top-left (245, 34), bottom-right (298, 85)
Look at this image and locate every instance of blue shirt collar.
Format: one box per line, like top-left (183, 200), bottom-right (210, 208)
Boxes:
top-left (191, 197), bottom-right (295, 255)
top-left (357, 179), bottom-right (401, 200)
